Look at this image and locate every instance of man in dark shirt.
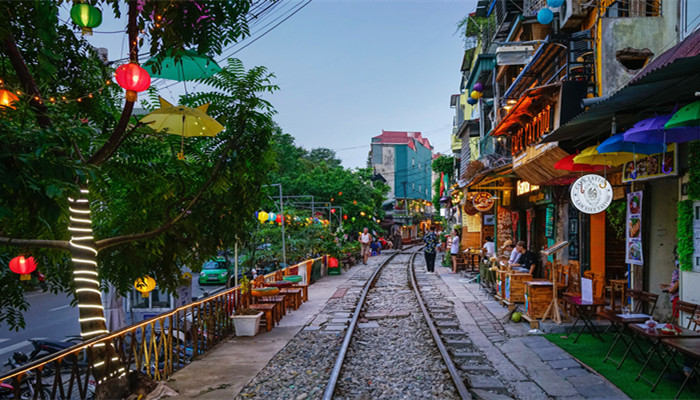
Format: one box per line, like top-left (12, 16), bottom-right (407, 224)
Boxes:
top-left (422, 226), bottom-right (439, 274)
top-left (511, 241), bottom-right (539, 277)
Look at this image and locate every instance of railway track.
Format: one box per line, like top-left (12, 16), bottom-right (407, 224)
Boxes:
top-left (323, 248), bottom-right (465, 400)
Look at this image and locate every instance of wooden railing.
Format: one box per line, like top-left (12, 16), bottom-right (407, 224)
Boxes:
top-left (0, 257), bottom-right (325, 399)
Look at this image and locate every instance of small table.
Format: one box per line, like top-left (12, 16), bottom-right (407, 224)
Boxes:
top-left (659, 338), bottom-right (700, 399)
top-left (631, 324), bottom-right (700, 392)
top-left (602, 313), bottom-right (651, 369)
top-left (564, 295), bottom-right (608, 343)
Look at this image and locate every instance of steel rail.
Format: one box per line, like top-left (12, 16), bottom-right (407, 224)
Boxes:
top-left (409, 253), bottom-right (472, 400)
top-left (322, 246), bottom-right (414, 400)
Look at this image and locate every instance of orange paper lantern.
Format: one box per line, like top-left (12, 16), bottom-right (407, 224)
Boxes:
top-left (0, 89), bottom-right (19, 109)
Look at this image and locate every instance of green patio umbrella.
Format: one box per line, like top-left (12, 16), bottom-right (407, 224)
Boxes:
top-left (143, 49), bottom-right (221, 81)
top-left (665, 100), bottom-right (700, 129)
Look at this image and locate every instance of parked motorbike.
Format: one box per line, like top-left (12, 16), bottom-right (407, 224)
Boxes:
top-left (1, 352), bottom-right (50, 399)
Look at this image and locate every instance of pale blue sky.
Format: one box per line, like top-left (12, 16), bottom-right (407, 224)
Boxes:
top-left (66, 0), bottom-right (476, 168)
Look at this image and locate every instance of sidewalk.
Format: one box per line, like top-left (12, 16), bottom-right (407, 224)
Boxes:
top-left (432, 261), bottom-right (629, 400)
top-left (167, 255), bottom-right (387, 399)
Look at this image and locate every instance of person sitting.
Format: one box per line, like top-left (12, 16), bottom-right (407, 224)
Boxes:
top-left (378, 236), bottom-right (392, 250)
top-left (482, 236), bottom-right (496, 260)
top-left (370, 238), bottom-right (381, 256)
top-left (510, 241), bottom-right (538, 276)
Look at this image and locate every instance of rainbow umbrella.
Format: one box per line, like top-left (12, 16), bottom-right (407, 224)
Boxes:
top-left (597, 133), bottom-right (665, 155)
top-left (623, 114), bottom-right (699, 144)
top-left (665, 100), bottom-right (700, 129)
top-left (554, 154), bottom-right (606, 172)
top-left (573, 145), bottom-right (634, 166)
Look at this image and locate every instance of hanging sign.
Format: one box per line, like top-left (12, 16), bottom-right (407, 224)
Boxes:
top-left (472, 192), bottom-right (494, 212)
top-left (622, 144), bottom-right (677, 183)
top-left (570, 174), bottom-right (613, 214)
top-left (625, 191), bottom-right (643, 265)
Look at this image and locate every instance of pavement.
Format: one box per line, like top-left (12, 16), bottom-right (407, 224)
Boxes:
top-left (167, 252), bottom-right (629, 399)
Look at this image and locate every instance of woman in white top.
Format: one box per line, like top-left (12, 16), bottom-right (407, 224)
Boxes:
top-left (451, 228), bottom-right (460, 274)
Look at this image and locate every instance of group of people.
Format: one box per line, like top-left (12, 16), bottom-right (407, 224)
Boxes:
top-left (421, 226), bottom-right (461, 274)
top-left (481, 237), bottom-right (539, 276)
top-left (358, 228), bottom-right (394, 265)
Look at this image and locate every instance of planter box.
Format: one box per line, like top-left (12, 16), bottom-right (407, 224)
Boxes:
top-left (525, 281), bottom-right (553, 319)
top-left (505, 272), bottom-right (532, 303)
top-left (232, 312), bottom-right (263, 336)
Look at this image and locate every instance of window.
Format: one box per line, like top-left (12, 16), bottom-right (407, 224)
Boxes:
top-left (418, 184), bottom-right (422, 192)
top-left (418, 162), bottom-right (422, 170)
top-left (425, 188), bottom-right (429, 195)
top-left (412, 183), bottom-right (415, 190)
top-left (412, 158), bottom-right (415, 167)
top-left (682, 0), bottom-right (700, 39)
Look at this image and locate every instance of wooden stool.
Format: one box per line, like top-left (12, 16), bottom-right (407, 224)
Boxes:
top-left (280, 288), bottom-right (302, 310)
top-left (248, 303), bottom-right (275, 331)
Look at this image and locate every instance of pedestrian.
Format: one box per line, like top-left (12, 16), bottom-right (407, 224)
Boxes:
top-left (392, 224), bottom-right (403, 250)
top-left (482, 236), bottom-right (496, 259)
top-left (370, 238), bottom-right (381, 256)
top-left (423, 226), bottom-right (438, 273)
top-left (359, 228), bottom-right (372, 265)
top-left (450, 228), bottom-right (460, 274)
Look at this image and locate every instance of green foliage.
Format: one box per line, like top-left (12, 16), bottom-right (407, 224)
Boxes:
top-left (432, 155), bottom-right (455, 180)
top-left (606, 200), bottom-right (627, 241)
top-left (689, 141), bottom-right (700, 200)
top-left (678, 200), bottom-right (693, 272)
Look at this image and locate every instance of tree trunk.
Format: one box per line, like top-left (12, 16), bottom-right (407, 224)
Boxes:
top-left (69, 186), bottom-right (125, 384)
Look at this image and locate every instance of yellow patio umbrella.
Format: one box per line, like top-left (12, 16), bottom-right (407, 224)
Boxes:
top-left (572, 145), bottom-right (634, 167)
top-left (141, 97), bottom-right (225, 159)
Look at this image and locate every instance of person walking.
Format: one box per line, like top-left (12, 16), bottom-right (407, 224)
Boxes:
top-left (392, 224), bottom-right (403, 250)
top-left (450, 228), bottom-right (460, 274)
top-left (422, 226), bottom-right (439, 273)
top-left (359, 228), bottom-right (372, 265)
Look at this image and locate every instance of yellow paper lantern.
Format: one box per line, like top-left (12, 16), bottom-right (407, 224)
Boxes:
top-left (360, 211), bottom-right (366, 217)
top-left (134, 276), bottom-right (156, 298)
top-left (257, 211), bottom-right (268, 223)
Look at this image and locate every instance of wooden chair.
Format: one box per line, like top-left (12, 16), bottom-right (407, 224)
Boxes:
top-left (639, 291), bottom-right (659, 316)
top-left (273, 270), bottom-right (303, 310)
top-left (677, 300), bottom-right (698, 329)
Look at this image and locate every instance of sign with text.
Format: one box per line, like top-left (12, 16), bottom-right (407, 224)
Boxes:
top-left (625, 191), bottom-right (643, 266)
top-left (570, 174), bottom-right (613, 214)
top-left (622, 144), bottom-right (677, 183)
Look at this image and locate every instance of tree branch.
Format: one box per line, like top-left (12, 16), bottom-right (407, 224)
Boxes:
top-left (96, 125), bottom-right (246, 251)
top-left (85, 0), bottom-right (140, 167)
top-left (1, 34), bottom-right (52, 128)
top-left (0, 237), bottom-right (70, 251)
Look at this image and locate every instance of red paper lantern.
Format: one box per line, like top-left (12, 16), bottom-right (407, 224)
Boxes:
top-left (331, 208), bottom-right (336, 214)
top-left (343, 215), bottom-right (348, 220)
top-left (9, 256), bottom-right (37, 281)
top-left (276, 215), bottom-right (282, 224)
top-left (115, 63), bottom-right (151, 102)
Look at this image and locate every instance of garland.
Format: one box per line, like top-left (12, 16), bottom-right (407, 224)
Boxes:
top-left (678, 200), bottom-right (693, 272)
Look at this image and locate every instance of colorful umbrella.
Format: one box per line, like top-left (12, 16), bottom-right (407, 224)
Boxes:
top-left (597, 133), bottom-right (665, 155)
top-left (573, 145), bottom-right (634, 166)
top-left (665, 100), bottom-right (700, 129)
top-left (141, 97), bottom-right (224, 158)
top-left (553, 154), bottom-right (606, 172)
top-left (143, 49), bottom-right (221, 81)
top-left (622, 114), bottom-right (699, 144)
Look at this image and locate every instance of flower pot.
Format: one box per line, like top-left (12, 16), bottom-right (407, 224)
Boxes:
top-left (232, 312), bottom-right (263, 336)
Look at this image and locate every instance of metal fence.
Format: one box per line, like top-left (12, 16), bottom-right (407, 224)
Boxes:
top-left (0, 257), bottom-right (325, 399)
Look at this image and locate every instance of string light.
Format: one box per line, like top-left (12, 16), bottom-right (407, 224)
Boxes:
top-left (0, 80), bottom-right (112, 106)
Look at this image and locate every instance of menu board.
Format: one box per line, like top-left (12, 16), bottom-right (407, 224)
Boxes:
top-left (625, 191), bottom-right (643, 265)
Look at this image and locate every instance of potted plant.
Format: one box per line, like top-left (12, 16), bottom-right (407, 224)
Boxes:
top-left (231, 275), bottom-right (263, 336)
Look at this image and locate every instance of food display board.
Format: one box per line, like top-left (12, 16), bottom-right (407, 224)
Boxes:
top-left (625, 191), bottom-right (643, 265)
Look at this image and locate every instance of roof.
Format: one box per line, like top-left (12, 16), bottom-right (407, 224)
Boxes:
top-left (465, 54), bottom-right (496, 95)
top-left (372, 130), bottom-right (433, 151)
top-left (542, 28), bottom-right (700, 146)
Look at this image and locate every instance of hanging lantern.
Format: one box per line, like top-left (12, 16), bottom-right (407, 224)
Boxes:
top-left (470, 90), bottom-right (483, 100)
top-left (70, 3), bottom-right (102, 35)
top-left (352, 217), bottom-right (356, 222)
top-left (537, 8), bottom-right (554, 24)
top-left (473, 82), bottom-right (484, 92)
top-left (343, 215), bottom-right (348, 220)
top-left (331, 208), bottom-right (336, 214)
top-left (269, 212), bottom-right (276, 222)
top-left (0, 89), bottom-right (19, 109)
top-left (467, 97), bottom-right (478, 106)
top-left (353, 200), bottom-right (357, 205)
top-left (115, 63), bottom-right (151, 102)
top-left (257, 211), bottom-right (268, 223)
top-left (360, 211), bottom-right (366, 217)
top-left (547, 0), bottom-right (564, 7)
top-left (276, 214), bottom-right (283, 224)
top-left (134, 276), bottom-right (156, 298)
top-left (9, 256), bottom-right (37, 281)
top-left (338, 192), bottom-right (343, 196)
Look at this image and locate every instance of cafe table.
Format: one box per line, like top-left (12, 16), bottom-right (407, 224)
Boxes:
top-left (564, 295), bottom-right (608, 343)
top-left (602, 312), bottom-right (651, 369)
top-left (631, 323), bottom-right (700, 392)
top-left (658, 337), bottom-right (700, 399)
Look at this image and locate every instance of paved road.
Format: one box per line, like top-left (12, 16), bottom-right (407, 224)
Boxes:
top-left (0, 290), bottom-right (80, 370)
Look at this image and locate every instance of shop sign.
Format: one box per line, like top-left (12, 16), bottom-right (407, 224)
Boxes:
top-left (570, 174), bottom-right (613, 214)
top-left (516, 180), bottom-right (540, 196)
top-left (622, 144), bottom-right (677, 183)
top-left (472, 192), bottom-right (494, 212)
top-left (528, 192), bottom-right (545, 204)
top-left (625, 191), bottom-right (643, 266)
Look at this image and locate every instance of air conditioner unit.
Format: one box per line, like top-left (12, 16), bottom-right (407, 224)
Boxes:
top-left (496, 45), bottom-right (535, 65)
top-left (559, 0), bottom-right (588, 29)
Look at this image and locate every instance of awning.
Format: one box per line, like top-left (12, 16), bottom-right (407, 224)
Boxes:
top-left (541, 28), bottom-right (700, 146)
top-left (491, 83), bottom-right (561, 136)
top-left (465, 54), bottom-right (496, 94)
top-left (512, 143), bottom-right (570, 185)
